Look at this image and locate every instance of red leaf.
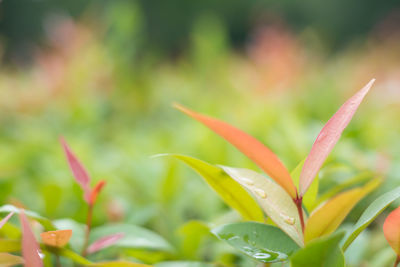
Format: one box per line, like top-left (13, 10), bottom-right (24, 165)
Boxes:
top-left (174, 104), bottom-right (297, 198)
top-left (19, 210), bottom-right (43, 267)
top-left (384, 205), bottom-right (400, 256)
top-left (86, 233), bottom-right (124, 254)
top-left (0, 212), bottom-right (14, 229)
top-left (60, 137), bottom-right (91, 202)
top-left (89, 180), bottom-right (107, 205)
top-left (299, 79), bottom-right (375, 196)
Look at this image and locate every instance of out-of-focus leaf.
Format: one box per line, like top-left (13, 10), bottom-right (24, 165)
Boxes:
top-left (40, 229), bottom-right (72, 248)
top-left (43, 246), bottom-right (92, 265)
top-left (178, 221), bottom-right (211, 259)
top-left (304, 179), bottom-right (380, 243)
top-left (19, 210), bottom-right (43, 267)
top-left (0, 223), bottom-right (21, 239)
top-left (0, 205), bottom-right (55, 230)
top-left (155, 262), bottom-right (214, 267)
top-left (291, 232), bottom-right (345, 267)
top-left (383, 205), bottom-right (400, 256)
top-left (314, 171), bottom-right (373, 209)
top-left (89, 180), bottom-right (106, 205)
top-left (0, 212), bottom-right (14, 230)
top-left (0, 252), bottom-right (24, 266)
top-left (0, 239), bottom-right (20, 252)
top-left (299, 79), bottom-right (375, 196)
top-left (89, 262), bottom-right (152, 267)
top-left (342, 187), bottom-right (400, 251)
top-left (174, 104), bottom-right (297, 198)
top-left (221, 166), bottom-right (303, 246)
top-left (87, 233), bottom-right (124, 254)
top-left (89, 224), bottom-right (173, 252)
top-left (60, 137), bottom-right (91, 202)
top-left (291, 160), bottom-right (318, 211)
top-left (212, 222), bottom-right (300, 263)
top-left (163, 154), bottom-right (264, 222)
top-left (53, 219), bottom-right (85, 252)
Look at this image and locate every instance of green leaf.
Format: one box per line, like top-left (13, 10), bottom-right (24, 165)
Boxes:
top-left (155, 262), bottom-right (214, 267)
top-left (43, 245), bottom-right (92, 265)
top-left (90, 224), bottom-right (173, 252)
top-left (177, 221), bottom-right (211, 259)
top-left (291, 159), bottom-right (318, 211)
top-left (212, 222), bottom-right (300, 263)
top-left (0, 239), bottom-right (20, 252)
top-left (161, 154), bottom-right (264, 222)
top-left (53, 219), bottom-right (86, 252)
top-left (291, 232), bottom-right (345, 267)
top-left (220, 166), bottom-right (303, 246)
top-left (0, 205), bottom-right (55, 230)
top-left (342, 186), bottom-right (400, 251)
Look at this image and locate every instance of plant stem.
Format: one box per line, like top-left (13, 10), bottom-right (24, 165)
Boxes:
top-left (81, 203), bottom-right (93, 257)
top-left (294, 196), bottom-right (305, 233)
top-left (394, 255), bottom-right (400, 267)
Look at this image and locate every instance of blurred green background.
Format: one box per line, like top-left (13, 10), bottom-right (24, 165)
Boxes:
top-left (1, 0), bottom-right (400, 266)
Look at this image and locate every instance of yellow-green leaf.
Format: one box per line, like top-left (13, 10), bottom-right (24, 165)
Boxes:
top-left (304, 179), bottom-right (380, 243)
top-left (164, 154), bottom-right (264, 222)
top-left (0, 253), bottom-right (24, 266)
top-left (221, 166), bottom-right (304, 246)
top-left (89, 262), bottom-right (152, 267)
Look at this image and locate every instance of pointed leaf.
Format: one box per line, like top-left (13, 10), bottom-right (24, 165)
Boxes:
top-left (212, 222), bottom-right (300, 263)
top-left (19, 211), bottom-right (43, 267)
top-left (291, 232), bottom-right (345, 267)
top-left (174, 104), bottom-right (297, 198)
top-left (291, 160), bottom-right (318, 211)
top-left (0, 253), bottom-right (24, 266)
top-left (89, 180), bottom-right (106, 205)
top-left (305, 179), bottom-right (380, 242)
top-left (384, 205), bottom-right (400, 256)
top-left (60, 137), bottom-right (91, 202)
top-left (342, 187), bottom-right (400, 251)
top-left (40, 229), bottom-right (72, 247)
top-left (87, 233), bottom-right (124, 254)
top-left (299, 79), bottom-right (375, 196)
top-left (163, 154), bottom-right (264, 222)
top-left (0, 212), bottom-right (14, 230)
top-left (221, 166), bottom-right (303, 246)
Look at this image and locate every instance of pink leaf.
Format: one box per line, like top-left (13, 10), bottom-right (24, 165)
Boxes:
top-left (19, 210), bottom-right (43, 267)
top-left (299, 79), bottom-right (375, 196)
top-left (60, 137), bottom-right (91, 202)
top-left (86, 233), bottom-right (124, 254)
top-left (0, 212), bottom-right (14, 229)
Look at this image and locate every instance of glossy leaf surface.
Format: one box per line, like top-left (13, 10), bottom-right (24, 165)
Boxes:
top-left (212, 222), bottom-right (300, 263)
top-left (0, 205), bottom-right (55, 231)
top-left (221, 166), bottom-right (303, 246)
top-left (343, 186), bottom-right (400, 250)
top-left (165, 154), bottom-right (264, 222)
top-left (305, 179), bottom-right (379, 242)
top-left (291, 232), bottom-right (345, 267)
top-left (299, 79), bottom-right (375, 196)
top-left (174, 104), bottom-right (297, 198)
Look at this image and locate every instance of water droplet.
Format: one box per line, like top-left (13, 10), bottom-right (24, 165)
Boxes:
top-left (254, 188), bottom-right (267, 198)
top-left (280, 213), bottom-right (295, 225)
top-left (240, 177), bottom-right (254, 185)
